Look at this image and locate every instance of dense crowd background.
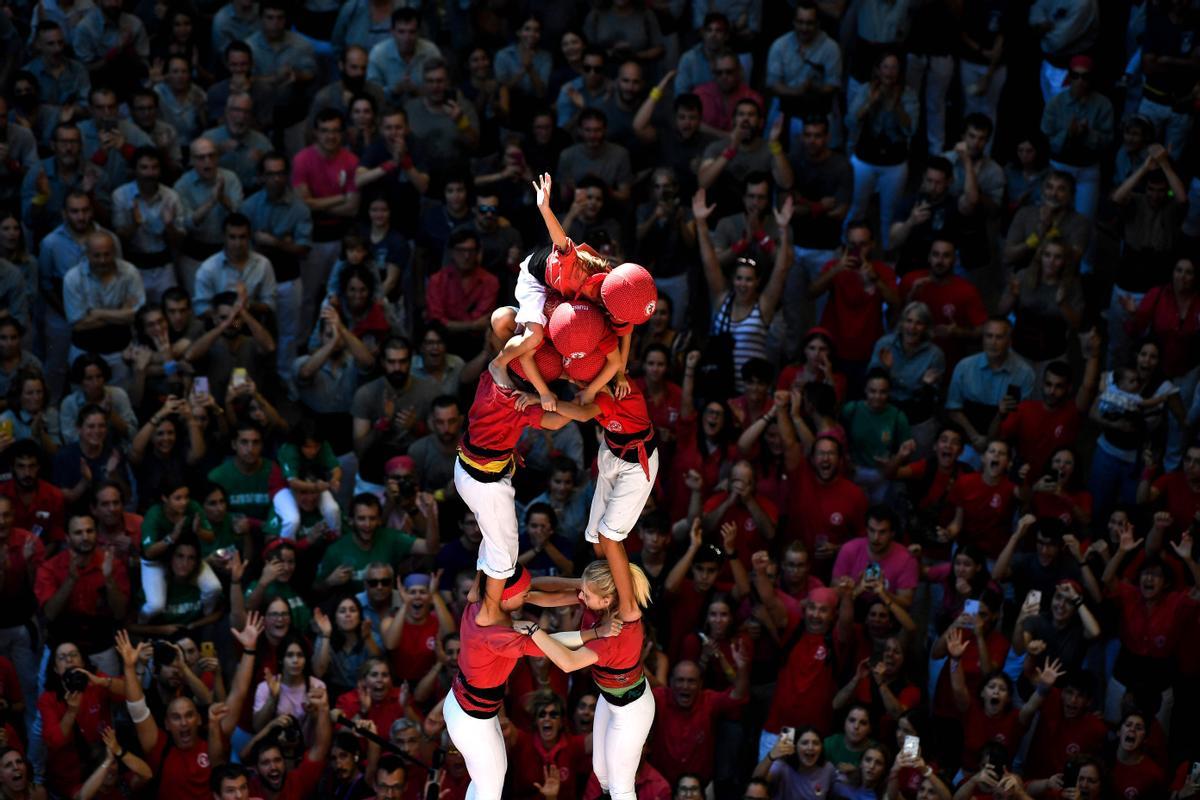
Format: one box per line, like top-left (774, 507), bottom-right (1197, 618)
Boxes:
top-left (0, 0), bottom-right (1199, 798)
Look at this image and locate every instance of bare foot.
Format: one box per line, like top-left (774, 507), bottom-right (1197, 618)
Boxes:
top-left (489, 359), bottom-right (513, 389)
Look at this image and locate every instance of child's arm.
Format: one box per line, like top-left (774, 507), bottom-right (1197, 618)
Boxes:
top-left (495, 321), bottom-right (544, 368)
top-left (518, 348), bottom-right (558, 411)
top-left (533, 173), bottom-right (568, 250)
top-left (1140, 394), bottom-right (1170, 409)
top-left (579, 349), bottom-right (623, 404)
top-left (614, 331), bottom-right (632, 399)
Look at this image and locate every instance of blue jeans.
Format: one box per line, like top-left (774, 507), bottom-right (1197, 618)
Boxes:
top-left (847, 156), bottom-right (908, 250)
top-left (1089, 444), bottom-right (1139, 527)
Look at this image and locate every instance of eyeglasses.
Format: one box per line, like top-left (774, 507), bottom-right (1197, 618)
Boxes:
top-left (582, 64), bottom-right (604, 74)
top-left (366, 578), bottom-right (391, 587)
top-left (477, 204), bottom-right (498, 214)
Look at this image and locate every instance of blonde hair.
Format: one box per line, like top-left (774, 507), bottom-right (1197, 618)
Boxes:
top-left (575, 247), bottom-right (614, 275)
top-left (582, 560), bottom-right (653, 608)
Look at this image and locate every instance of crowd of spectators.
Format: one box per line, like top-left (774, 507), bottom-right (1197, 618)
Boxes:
top-left (0, 0), bottom-right (1199, 799)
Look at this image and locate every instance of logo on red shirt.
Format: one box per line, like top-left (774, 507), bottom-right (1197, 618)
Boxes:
top-left (426, 636), bottom-right (436, 651)
top-left (1054, 425), bottom-right (1064, 438)
top-left (814, 645), bottom-right (828, 661)
top-left (1124, 788), bottom-right (1140, 799)
top-left (197, 752), bottom-right (210, 769)
top-left (830, 512), bottom-right (844, 526)
top-left (989, 494), bottom-right (1001, 509)
top-left (606, 420), bottom-right (624, 432)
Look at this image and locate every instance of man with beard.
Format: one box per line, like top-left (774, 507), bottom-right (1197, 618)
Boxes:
top-left (78, 87), bottom-right (153, 210)
top-left (1003, 171), bottom-right (1091, 275)
top-left (633, 93), bottom-right (713, 201)
top-left (206, 421), bottom-right (286, 524)
top-left (408, 396), bottom-right (464, 496)
top-left (898, 237), bottom-right (988, 368)
top-left (129, 89), bottom-right (183, 180)
top-left (889, 158), bottom-right (967, 276)
top-left (121, 617), bottom-right (261, 800)
top-left (649, 653), bottom-right (750, 788)
top-left (368, 9), bottom-right (440, 106)
top-left (999, 352), bottom-right (1100, 475)
top-left (381, 573), bottom-right (456, 685)
top-left (320, 730), bottom-right (376, 800)
top-left (781, 421), bottom-right (869, 572)
top-left (355, 108), bottom-right (430, 230)
top-left (832, 505), bottom-right (919, 608)
top-left (22, 123), bottom-right (102, 243)
top-left (23, 22), bottom-right (90, 117)
top-left (710, 172), bottom-right (782, 268)
top-left (556, 109), bottom-right (633, 205)
top-left (352, 337), bottom-right (440, 489)
top-left (0, 440), bottom-right (66, 544)
top-left (676, 13), bottom-right (732, 94)
top-left (202, 95), bottom-right (273, 195)
top-left (112, 148), bottom-right (187, 302)
top-left (595, 60), bottom-right (648, 153)
top-left (698, 98), bottom-right (793, 215)
top-left (184, 291), bottom-right (276, 404)
top-left (247, 687), bottom-right (332, 800)
top-left (34, 513), bottom-right (129, 675)
top-left (403, 60), bottom-right (479, 177)
top-left (311, 47), bottom-right (388, 134)
top-left (318, 494), bottom-right (435, 590)
top-left (63, 231), bottom-right (144, 385)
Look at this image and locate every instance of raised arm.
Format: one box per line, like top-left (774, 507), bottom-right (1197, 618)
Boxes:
top-left (116, 630), bottom-right (159, 755)
top-left (757, 197), bottom-right (794, 324)
top-left (532, 173), bottom-right (568, 250)
top-left (945, 627), bottom-right (971, 713)
top-left (692, 189), bottom-right (727, 306)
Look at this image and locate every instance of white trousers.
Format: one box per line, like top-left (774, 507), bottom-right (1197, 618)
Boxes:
top-left (515, 254), bottom-right (548, 327)
top-left (593, 687), bottom-right (656, 800)
top-left (272, 488), bottom-right (342, 540)
top-left (140, 558), bottom-right (224, 620)
top-left (454, 460), bottom-right (518, 579)
top-left (443, 689), bottom-right (507, 800)
top-left (585, 447), bottom-right (658, 543)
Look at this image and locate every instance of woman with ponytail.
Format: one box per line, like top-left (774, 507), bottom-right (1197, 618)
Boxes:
top-left (515, 538), bottom-right (658, 800)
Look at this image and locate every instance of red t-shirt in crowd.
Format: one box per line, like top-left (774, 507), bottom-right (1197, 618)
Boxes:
top-left (666, 413), bottom-right (738, 522)
top-left (145, 732), bottom-right (213, 800)
top-left (787, 457), bottom-right (868, 557)
top-left (334, 686), bottom-right (408, 735)
top-left (460, 371), bottom-right (546, 469)
top-left (1031, 488), bottom-right (1093, 529)
top-left (389, 613), bottom-right (440, 685)
top-left (636, 379), bottom-right (682, 435)
top-left (702, 491), bottom-right (778, 570)
top-left (1024, 689), bottom-right (1109, 776)
top-left (817, 258), bottom-right (898, 362)
top-left (765, 628), bottom-right (851, 735)
top-left (509, 731), bottom-right (589, 800)
top-left (932, 629), bottom-right (1009, 718)
top-left (898, 271), bottom-right (988, 364)
top-left (960, 703), bottom-right (1025, 771)
top-left (1110, 757), bottom-right (1166, 800)
top-left (38, 680), bottom-right (118, 795)
top-left (649, 685), bottom-right (746, 786)
top-left (1106, 582), bottom-right (1199, 659)
top-left (664, 579), bottom-right (711, 663)
top-left (997, 399), bottom-right (1081, 475)
top-left (1151, 471), bottom-right (1200, 539)
top-left (248, 754), bottom-right (325, 800)
top-left (947, 473), bottom-right (1018, 558)
top-left (0, 527), bottom-right (44, 629)
top-left (426, 266), bottom-right (500, 327)
top-left (0, 479), bottom-right (66, 543)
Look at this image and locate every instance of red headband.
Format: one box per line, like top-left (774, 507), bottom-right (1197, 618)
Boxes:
top-left (501, 565), bottom-right (531, 601)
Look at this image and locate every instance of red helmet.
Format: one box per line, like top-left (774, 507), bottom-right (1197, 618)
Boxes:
top-left (563, 348), bottom-right (608, 383)
top-left (601, 262), bottom-right (657, 325)
top-left (547, 299), bottom-right (611, 360)
top-left (509, 341), bottom-right (564, 383)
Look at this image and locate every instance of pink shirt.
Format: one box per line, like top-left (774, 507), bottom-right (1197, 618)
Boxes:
top-left (291, 145), bottom-right (359, 198)
top-left (693, 82), bottom-right (764, 132)
top-left (831, 537), bottom-right (919, 593)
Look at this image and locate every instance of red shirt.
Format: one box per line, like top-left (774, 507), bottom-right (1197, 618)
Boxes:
top-left (680, 633), bottom-right (753, 692)
top-left (932, 629), bottom-right (1009, 718)
top-left (1107, 582), bottom-right (1198, 659)
top-left (0, 527), bottom-right (45, 628)
top-left (1031, 488), bottom-right (1093, 529)
top-left (666, 413), bottom-right (737, 521)
top-left (899, 271), bottom-right (988, 364)
top-left (291, 145), bottom-right (359, 236)
top-left (145, 733), bottom-right (213, 800)
top-left (998, 400), bottom-right (1081, 475)
top-left (692, 82), bottom-right (764, 131)
top-left (1025, 689), bottom-right (1108, 776)
top-left (1152, 471), bottom-right (1200, 539)
top-left (426, 266), bottom-right (500, 326)
top-left (582, 762), bottom-right (672, 800)
top-left (334, 686), bottom-right (407, 735)
top-left (581, 608), bottom-right (644, 691)
top-left (702, 492), bottom-right (778, 570)
top-left (510, 731), bottom-right (589, 800)
top-left (817, 258), bottom-right (898, 361)
top-left (389, 613), bottom-right (440, 685)
top-left (453, 602), bottom-right (542, 716)
top-left (636, 379), bottom-right (682, 436)
top-left (1111, 757), bottom-right (1166, 800)
top-left (39, 680), bottom-right (118, 795)
top-left (961, 703), bottom-right (1025, 771)
top-left (460, 371), bottom-right (545, 469)
top-left (649, 685), bottom-right (746, 785)
top-left (0, 656), bottom-right (19, 709)
top-left (764, 629), bottom-right (850, 734)
top-left (34, 549), bottom-right (131, 654)
top-left (543, 242), bottom-right (608, 303)
top-left (248, 753), bottom-right (324, 800)
top-left (0, 479), bottom-right (66, 543)
top-left (787, 458), bottom-right (868, 556)
top-left (1128, 284), bottom-right (1200, 378)
top-left (947, 473), bottom-right (1018, 558)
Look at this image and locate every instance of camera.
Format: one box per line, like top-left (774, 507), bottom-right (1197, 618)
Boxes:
top-left (63, 669), bottom-right (90, 693)
top-left (395, 476), bottom-right (417, 497)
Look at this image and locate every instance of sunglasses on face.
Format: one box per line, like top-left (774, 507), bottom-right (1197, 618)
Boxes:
top-left (477, 204), bottom-right (498, 214)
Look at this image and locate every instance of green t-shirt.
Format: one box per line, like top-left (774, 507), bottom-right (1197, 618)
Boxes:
top-left (203, 515), bottom-right (241, 559)
top-left (141, 500), bottom-right (213, 556)
top-left (243, 580), bottom-right (312, 634)
top-left (823, 734), bottom-right (878, 768)
top-left (317, 527), bottom-right (417, 582)
top-left (139, 580), bottom-right (203, 625)
top-left (261, 506), bottom-right (333, 545)
top-left (842, 401), bottom-right (911, 469)
top-left (276, 441), bottom-right (339, 481)
top-left (208, 458), bottom-right (280, 521)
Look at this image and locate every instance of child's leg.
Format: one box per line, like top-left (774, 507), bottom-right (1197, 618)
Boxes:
top-left (490, 306), bottom-right (518, 345)
top-left (496, 322), bottom-right (544, 368)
